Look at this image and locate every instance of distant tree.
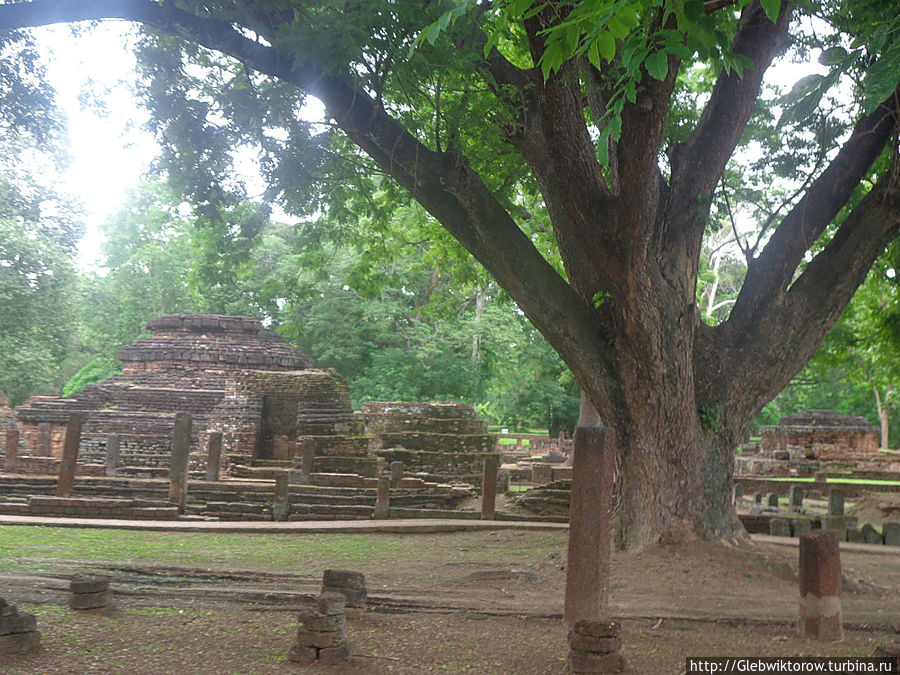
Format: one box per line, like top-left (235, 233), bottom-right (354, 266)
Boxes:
top-left (0, 132), bottom-right (82, 405)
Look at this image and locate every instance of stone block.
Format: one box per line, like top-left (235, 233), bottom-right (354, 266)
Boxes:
top-left (567, 650), bottom-right (626, 674)
top-left (766, 493), bottom-right (780, 508)
top-left (860, 523), bottom-right (883, 545)
top-left (568, 634), bottom-right (621, 654)
top-left (317, 592), bottom-right (346, 616)
top-left (298, 610), bottom-right (345, 634)
top-left (318, 644), bottom-right (353, 664)
top-left (0, 612), bottom-right (36, 636)
top-left (322, 569), bottom-right (366, 591)
top-left (0, 630), bottom-right (41, 654)
top-left (828, 489), bottom-right (845, 516)
top-left (790, 519), bottom-right (812, 537)
top-left (286, 644), bottom-right (317, 663)
top-left (69, 590), bottom-right (112, 610)
top-left (70, 575), bottom-right (109, 594)
top-left (769, 518), bottom-right (791, 537)
top-left (883, 522), bottom-right (900, 547)
top-left (295, 628), bottom-right (344, 649)
top-left (571, 620), bottom-right (620, 639)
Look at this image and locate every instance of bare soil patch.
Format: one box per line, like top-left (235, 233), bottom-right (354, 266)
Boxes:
top-left (0, 529), bottom-right (897, 674)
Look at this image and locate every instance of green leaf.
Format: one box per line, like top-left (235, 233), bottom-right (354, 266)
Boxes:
top-left (645, 51), bottom-right (668, 81)
top-left (597, 128), bottom-right (610, 166)
top-left (818, 46), bottom-right (848, 66)
top-left (760, 0), bottom-right (781, 23)
top-left (596, 30), bottom-right (616, 62)
top-left (862, 41), bottom-right (900, 114)
top-left (587, 40), bottom-right (603, 70)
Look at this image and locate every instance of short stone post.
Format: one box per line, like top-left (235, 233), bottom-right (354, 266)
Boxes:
top-left (767, 493), bottom-right (779, 508)
top-left (56, 413), bottom-right (85, 497)
top-left (564, 427), bottom-right (615, 626)
top-left (0, 597), bottom-right (41, 654)
top-left (273, 472), bottom-right (290, 521)
top-left (36, 422), bottom-right (51, 457)
top-left (828, 489), bottom-right (845, 517)
top-left (205, 432), bottom-right (223, 481)
top-left (105, 434), bottom-right (121, 477)
top-left (798, 530), bottom-right (843, 641)
top-left (497, 469), bottom-right (511, 494)
top-left (754, 492), bottom-right (763, 504)
top-left (789, 485), bottom-right (804, 512)
top-left (69, 575), bottom-right (111, 610)
top-left (732, 482), bottom-right (743, 505)
top-left (168, 411), bottom-right (192, 512)
top-left (373, 475), bottom-right (390, 519)
top-left (390, 461), bottom-right (404, 489)
top-left (481, 454), bottom-right (501, 520)
top-left (3, 428), bottom-right (18, 473)
top-left (300, 444), bottom-right (315, 484)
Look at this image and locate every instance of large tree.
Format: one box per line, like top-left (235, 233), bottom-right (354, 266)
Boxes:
top-left (3, 0), bottom-right (899, 548)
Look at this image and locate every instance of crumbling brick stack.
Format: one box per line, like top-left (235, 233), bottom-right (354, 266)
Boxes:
top-left (363, 401), bottom-right (498, 480)
top-left (760, 410), bottom-right (880, 460)
top-left (0, 598), bottom-right (40, 654)
top-left (287, 592), bottom-right (353, 665)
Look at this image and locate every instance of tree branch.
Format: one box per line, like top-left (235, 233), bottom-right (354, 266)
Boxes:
top-left (699, 152), bottom-right (900, 418)
top-left (729, 87), bottom-right (900, 331)
top-left (662, 1), bottom-right (791, 261)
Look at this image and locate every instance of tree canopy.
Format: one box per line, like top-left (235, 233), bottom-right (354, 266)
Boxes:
top-left (1, 0), bottom-right (899, 548)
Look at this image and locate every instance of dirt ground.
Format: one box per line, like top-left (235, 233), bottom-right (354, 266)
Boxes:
top-left (0, 529), bottom-right (898, 674)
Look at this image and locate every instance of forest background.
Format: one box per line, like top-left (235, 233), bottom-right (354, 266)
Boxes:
top-left (1, 8), bottom-right (898, 445)
top-left (3, 151), bottom-right (898, 443)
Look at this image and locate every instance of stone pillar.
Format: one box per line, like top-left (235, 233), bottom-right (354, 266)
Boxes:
top-left (373, 476), bottom-right (390, 519)
top-left (390, 461), bottom-right (404, 489)
top-left (798, 530), bottom-right (843, 641)
top-left (732, 482), bottom-right (743, 505)
top-left (105, 434), bottom-right (121, 477)
top-left (3, 428), bottom-right (18, 473)
top-left (56, 413), bottom-right (85, 497)
top-left (767, 493), bottom-right (779, 508)
top-left (37, 422), bottom-right (51, 457)
top-left (481, 454), bottom-right (500, 520)
top-left (828, 489), bottom-right (845, 517)
top-left (273, 472), bottom-right (290, 521)
top-left (168, 412), bottom-right (192, 511)
top-left (300, 444), bottom-right (315, 484)
top-left (205, 432), bottom-right (223, 481)
top-left (564, 427), bottom-right (615, 625)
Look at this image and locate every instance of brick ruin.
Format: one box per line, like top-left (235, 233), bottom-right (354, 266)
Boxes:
top-left (12, 313), bottom-right (369, 476)
top-left (759, 410), bottom-right (880, 461)
top-left (363, 401), bottom-right (497, 480)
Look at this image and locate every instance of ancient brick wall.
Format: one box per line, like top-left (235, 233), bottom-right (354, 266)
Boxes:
top-left (760, 410), bottom-right (880, 459)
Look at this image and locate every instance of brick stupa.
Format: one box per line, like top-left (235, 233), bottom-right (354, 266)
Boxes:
top-left (13, 314), bottom-right (370, 475)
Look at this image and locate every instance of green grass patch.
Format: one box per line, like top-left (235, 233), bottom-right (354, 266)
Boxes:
top-left (768, 477), bottom-right (900, 486)
top-left (0, 526), bottom-right (569, 575)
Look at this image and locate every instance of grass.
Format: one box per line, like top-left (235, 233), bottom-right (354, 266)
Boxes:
top-left (768, 477), bottom-right (900, 486)
top-left (0, 526), bottom-right (569, 575)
